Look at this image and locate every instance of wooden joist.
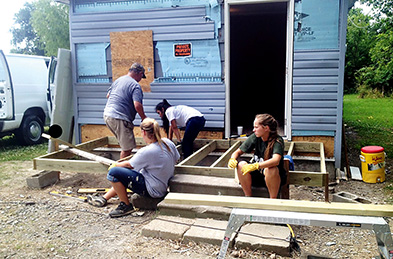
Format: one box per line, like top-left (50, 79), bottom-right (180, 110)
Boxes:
top-left (34, 137), bottom-right (331, 202)
top-left (210, 141), bottom-right (241, 168)
top-left (178, 140), bottom-right (217, 166)
top-left (164, 192), bottom-right (393, 217)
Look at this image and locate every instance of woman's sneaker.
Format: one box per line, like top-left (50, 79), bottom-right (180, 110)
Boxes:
top-left (87, 194), bottom-right (107, 207)
top-left (109, 202), bottom-right (135, 218)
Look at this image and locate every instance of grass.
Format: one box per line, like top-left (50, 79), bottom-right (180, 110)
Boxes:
top-left (0, 134), bottom-right (48, 162)
top-left (343, 94), bottom-right (393, 158)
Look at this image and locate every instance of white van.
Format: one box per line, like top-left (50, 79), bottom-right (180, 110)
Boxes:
top-left (0, 50), bottom-right (53, 145)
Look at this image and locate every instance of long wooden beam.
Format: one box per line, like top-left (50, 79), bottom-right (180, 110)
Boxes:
top-left (58, 144), bottom-right (115, 166)
top-left (320, 142), bottom-right (329, 202)
top-left (164, 193), bottom-right (393, 217)
top-left (175, 165), bottom-right (233, 177)
top-left (286, 141), bottom-right (295, 157)
top-left (33, 158), bottom-right (107, 173)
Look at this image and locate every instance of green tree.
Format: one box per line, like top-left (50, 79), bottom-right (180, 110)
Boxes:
top-left (344, 8), bottom-right (375, 93)
top-left (10, 2), bottom-right (45, 55)
top-left (355, 0), bottom-right (393, 96)
top-left (31, 0), bottom-right (70, 56)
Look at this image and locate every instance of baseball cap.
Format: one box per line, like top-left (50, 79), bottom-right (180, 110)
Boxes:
top-left (130, 63), bottom-right (146, 78)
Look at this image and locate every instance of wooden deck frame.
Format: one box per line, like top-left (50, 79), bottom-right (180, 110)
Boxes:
top-left (33, 136), bottom-right (329, 201)
top-left (176, 139), bottom-right (329, 201)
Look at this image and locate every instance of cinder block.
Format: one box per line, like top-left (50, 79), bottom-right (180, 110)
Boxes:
top-left (235, 223), bottom-right (291, 257)
top-left (183, 218), bottom-right (236, 246)
top-left (26, 170), bottom-right (60, 188)
top-left (130, 193), bottom-right (164, 210)
top-left (332, 191), bottom-right (372, 204)
top-left (141, 216), bottom-right (194, 240)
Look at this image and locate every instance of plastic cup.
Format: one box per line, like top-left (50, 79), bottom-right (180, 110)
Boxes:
top-left (237, 126), bottom-right (243, 136)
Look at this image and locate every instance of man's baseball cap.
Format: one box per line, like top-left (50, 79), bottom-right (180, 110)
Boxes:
top-left (130, 63), bottom-right (146, 78)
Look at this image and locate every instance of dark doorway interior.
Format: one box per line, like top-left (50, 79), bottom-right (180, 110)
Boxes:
top-left (230, 2), bottom-right (287, 136)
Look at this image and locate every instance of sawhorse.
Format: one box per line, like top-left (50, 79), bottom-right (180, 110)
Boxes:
top-left (218, 208), bottom-right (393, 259)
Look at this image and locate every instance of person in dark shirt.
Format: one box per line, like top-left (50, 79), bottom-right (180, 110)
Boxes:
top-left (228, 114), bottom-right (286, 198)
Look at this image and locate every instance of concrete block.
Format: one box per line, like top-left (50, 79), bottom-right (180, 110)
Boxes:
top-left (141, 215), bottom-right (194, 240)
top-left (235, 223), bottom-right (291, 257)
top-left (183, 218), bottom-right (235, 246)
top-left (130, 193), bottom-right (164, 210)
top-left (332, 191), bottom-right (372, 204)
top-left (26, 170), bottom-right (60, 189)
top-left (158, 201), bottom-right (232, 220)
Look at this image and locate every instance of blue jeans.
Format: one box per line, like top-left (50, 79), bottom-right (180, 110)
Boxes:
top-left (182, 116), bottom-right (206, 158)
top-left (107, 167), bottom-right (150, 197)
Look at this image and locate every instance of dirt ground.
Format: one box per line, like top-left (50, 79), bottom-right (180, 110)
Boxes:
top-left (1, 139), bottom-right (392, 258)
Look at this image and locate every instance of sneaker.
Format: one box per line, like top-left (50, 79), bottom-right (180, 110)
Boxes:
top-left (87, 194), bottom-right (107, 207)
top-left (109, 202), bottom-right (135, 218)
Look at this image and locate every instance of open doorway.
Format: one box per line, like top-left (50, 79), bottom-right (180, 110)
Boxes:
top-left (229, 2), bottom-right (287, 136)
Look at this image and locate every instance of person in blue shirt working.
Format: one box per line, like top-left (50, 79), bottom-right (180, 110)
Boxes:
top-left (228, 114), bottom-right (286, 199)
top-left (103, 63), bottom-right (147, 159)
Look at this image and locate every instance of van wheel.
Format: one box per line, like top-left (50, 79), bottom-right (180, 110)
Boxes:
top-left (16, 115), bottom-right (44, 145)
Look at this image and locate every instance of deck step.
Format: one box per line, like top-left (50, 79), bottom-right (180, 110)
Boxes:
top-left (169, 174), bottom-right (270, 197)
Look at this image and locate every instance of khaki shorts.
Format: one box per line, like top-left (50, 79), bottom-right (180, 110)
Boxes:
top-left (104, 115), bottom-right (136, 151)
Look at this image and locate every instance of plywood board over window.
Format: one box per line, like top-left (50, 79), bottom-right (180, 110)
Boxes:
top-left (110, 30), bottom-right (154, 92)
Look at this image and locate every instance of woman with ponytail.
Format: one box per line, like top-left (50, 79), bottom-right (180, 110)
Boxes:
top-left (227, 114), bottom-right (286, 199)
top-left (87, 118), bottom-right (180, 218)
top-left (155, 99), bottom-right (206, 158)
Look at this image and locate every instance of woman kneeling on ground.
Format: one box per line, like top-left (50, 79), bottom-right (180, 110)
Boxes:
top-left (228, 114), bottom-right (286, 199)
top-left (87, 118), bottom-right (180, 218)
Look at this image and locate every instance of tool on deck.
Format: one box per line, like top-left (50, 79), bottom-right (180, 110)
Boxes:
top-left (49, 191), bottom-right (87, 202)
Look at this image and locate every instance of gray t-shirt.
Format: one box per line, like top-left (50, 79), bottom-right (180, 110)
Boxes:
top-left (104, 75), bottom-right (143, 122)
top-left (129, 138), bottom-right (180, 198)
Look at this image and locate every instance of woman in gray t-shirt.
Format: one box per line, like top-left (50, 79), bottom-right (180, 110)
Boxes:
top-left (87, 118), bottom-right (180, 218)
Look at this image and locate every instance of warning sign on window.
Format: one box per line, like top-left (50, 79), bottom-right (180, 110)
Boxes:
top-left (174, 43), bottom-right (192, 57)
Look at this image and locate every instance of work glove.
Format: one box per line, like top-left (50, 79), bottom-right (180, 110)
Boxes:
top-left (241, 162), bottom-right (259, 175)
top-left (108, 162), bottom-right (117, 171)
top-left (227, 158), bottom-right (238, 169)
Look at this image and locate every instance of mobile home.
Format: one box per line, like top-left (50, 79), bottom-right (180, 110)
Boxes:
top-left (56, 0), bottom-right (356, 171)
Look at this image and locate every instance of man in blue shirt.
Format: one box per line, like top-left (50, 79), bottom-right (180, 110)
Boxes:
top-left (104, 63), bottom-right (147, 159)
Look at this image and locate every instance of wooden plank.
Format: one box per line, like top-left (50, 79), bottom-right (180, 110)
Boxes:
top-left (286, 142), bottom-right (295, 157)
top-left (110, 30), bottom-right (154, 92)
top-left (59, 144), bottom-right (115, 166)
top-left (320, 143), bottom-right (327, 173)
top-left (193, 139), bottom-right (243, 150)
top-left (34, 158), bottom-right (107, 173)
top-left (33, 136), bottom-right (110, 161)
top-left (175, 165), bottom-right (233, 178)
top-left (77, 136), bottom-right (110, 151)
top-left (178, 140), bottom-right (217, 166)
top-left (288, 171), bottom-right (327, 186)
top-left (319, 142), bottom-right (329, 202)
top-left (164, 193), bottom-right (393, 217)
top-left (211, 141), bottom-right (241, 168)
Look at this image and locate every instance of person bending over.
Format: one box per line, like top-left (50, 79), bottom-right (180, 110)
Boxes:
top-left (155, 99), bottom-right (205, 158)
top-left (88, 118), bottom-right (180, 217)
top-left (228, 114), bottom-right (286, 199)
